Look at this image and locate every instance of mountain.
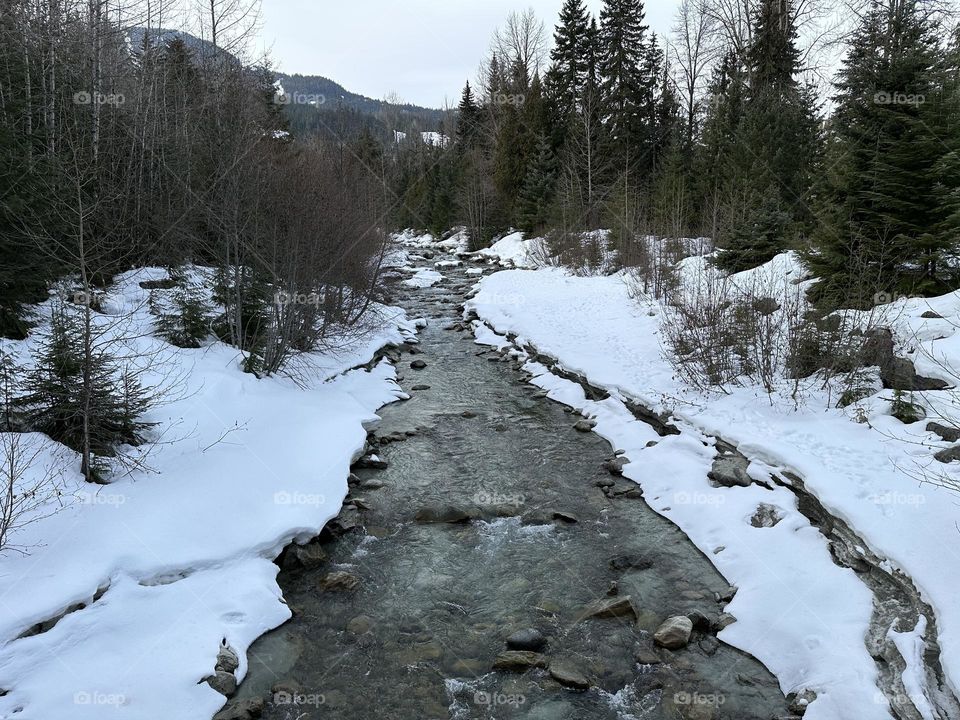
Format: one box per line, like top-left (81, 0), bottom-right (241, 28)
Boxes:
top-left (125, 28), bottom-right (448, 142)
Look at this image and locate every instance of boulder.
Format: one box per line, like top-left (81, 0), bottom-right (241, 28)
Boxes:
top-left (206, 670), bottom-right (237, 697)
top-left (708, 456), bottom-right (752, 488)
top-left (319, 571), bottom-right (360, 592)
top-left (603, 457), bottom-right (628, 476)
top-left (414, 505), bottom-right (472, 524)
top-left (215, 644), bottom-right (240, 674)
top-left (582, 596), bottom-right (636, 620)
top-left (213, 698), bottom-right (264, 720)
top-left (787, 689), bottom-right (817, 716)
top-left (506, 628), bottom-right (547, 652)
top-left (750, 503), bottom-right (784, 528)
top-left (653, 616), bottom-right (693, 649)
top-left (410, 360), bottom-right (427, 370)
top-left (935, 445), bottom-right (960, 464)
top-left (549, 659), bottom-right (590, 690)
top-left (753, 297), bottom-right (781, 316)
top-left (609, 554), bottom-right (653, 572)
top-left (492, 651), bottom-right (547, 671)
top-left (573, 420), bottom-right (595, 433)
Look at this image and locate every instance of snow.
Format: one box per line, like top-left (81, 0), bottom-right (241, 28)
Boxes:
top-left (465, 258), bottom-right (960, 719)
top-left (402, 267), bottom-right (443, 288)
top-left (0, 268), bottom-right (415, 719)
top-left (476, 231), bottom-right (543, 268)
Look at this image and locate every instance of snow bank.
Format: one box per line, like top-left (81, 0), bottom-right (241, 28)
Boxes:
top-left (466, 261), bottom-right (960, 719)
top-left (477, 231), bottom-right (543, 268)
top-left (0, 268), bottom-right (414, 719)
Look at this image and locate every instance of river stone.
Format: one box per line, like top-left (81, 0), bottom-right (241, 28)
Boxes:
top-left (609, 554), bottom-right (653, 572)
top-left (687, 610), bottom-right (712, 632)
top-left (750, 503), bottom-right (784, 528)
top-left (582, 596), bottom-right (636, 620)
top-left (410, 360), bottom-right (427, 370)
top-left (215, 644), bottom-right (240, 673)
top-left (708, 456), bottom-right (751, 487)
top-left (347, 615), bottom-right (375, 634)
top-left (596, 477), bottom-right (616, 488)
top-left (462, 410), bottom-right (478, 418)
top-left (603, 457), bottom-right (628, 475)
top-left (492, 650), bottom-right (547, 671)
top-left (288, 542), bottom-right (327, 569)
top-left (573, 420), bottom-right (595, 432)
top-left (411, 384), bottom-right (431, 391)
top-left (361, 479), bottom-right (385, 490)
top-left (549, 659), bottom-right (590, 690)
top-left (213, 698), bottom-right (264, 720)
top-left (355, 455), bottom-right (388, 470)
top-left (415, 505), bottom-right (472, 524)
top-left (506, 628), bottom-right (547, 651)
top-left (653, 616), bottom-right (693, 649)
top-left (698, 636), bottom-right (721, 656)
top-left (319, 571), bottom-right (360, 592)
top-left (206, 670), bottom-right (237, 696)
top-left (713, 612), bottom-right (737, 631)
top-left (634, 644), bottom-right (663, 665)
top-left (787, 688), bottom-right (817, 715)
top-left (552, 511), bottom-right (578, 523)
top-left (927, 421), bottom-right (960, 442)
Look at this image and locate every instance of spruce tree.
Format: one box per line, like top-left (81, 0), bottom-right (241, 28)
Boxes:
top-left (518, 135), bottom-right (558, 232)
top-left (456, 81), bottom-right (481, 149)
top-left (545, 0), bottom-right (593, 138)
top-left (805, 0), bottom-right (947, 305)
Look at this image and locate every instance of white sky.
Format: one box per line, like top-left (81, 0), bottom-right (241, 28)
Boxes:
top-left (255, 0), bottom-right (679, 108)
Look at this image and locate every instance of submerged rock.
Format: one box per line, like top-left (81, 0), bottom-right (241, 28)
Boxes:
top-left (582, 596), bottom-right (636, 620)
top-left (414, 505), bottom-right (473, 524)
top-left (549, 659), bottom-right (590, 690)
top-left (506, 628), bottom-right (547, 652)
top-left (319, 571), bottom-right (361, 592)
top-left (410, 360), bottom-right (427, 370)
top-left (492, 650), bottom-right (547, 671)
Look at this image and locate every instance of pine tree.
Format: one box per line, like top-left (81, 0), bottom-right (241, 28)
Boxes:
top-left (518, 135), bottom-right (558, 232)
top-left (805, 0), bottom-right (947, 305)
top-left (545, 0), bottom-right (593, 137)
top-left (456, 81), bottom-right (481, 149)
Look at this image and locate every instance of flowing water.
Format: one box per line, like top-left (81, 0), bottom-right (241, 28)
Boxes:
top-left (227, 250), bottom-right (793, 720)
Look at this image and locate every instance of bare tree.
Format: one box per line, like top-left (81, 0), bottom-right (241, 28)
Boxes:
top-left (672, 0), bottom-right (718, 148)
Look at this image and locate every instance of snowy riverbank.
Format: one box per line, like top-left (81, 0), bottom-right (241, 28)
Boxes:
top-left (0, 268), bottom-right (416, 720)
top-left (465, 243), bottom-right (960, 720)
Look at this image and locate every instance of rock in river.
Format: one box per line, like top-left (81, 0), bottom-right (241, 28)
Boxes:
top-left (653, 616), bottom-right (693, 649)
top-left (582, 596), bottom-right (636, 620)
top-left (493, 651), bottom-right (547, 671)
top-left (549, 658), bottom-right (590, 690)
top-left (506, 628), bottom-right (547, 652)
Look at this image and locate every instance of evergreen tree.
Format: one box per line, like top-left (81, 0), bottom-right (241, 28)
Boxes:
top-left (545, 0), bottom-right (593, 137)
top-left (518, 135), bottom-right (558, 232)
top-left (456, 81), bottom-right (481, 148)
top-left (805, 0), bottom-right (947, 305)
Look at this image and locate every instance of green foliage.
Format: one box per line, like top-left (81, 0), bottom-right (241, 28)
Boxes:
top-left (152, 271), bottom-right (213, 349)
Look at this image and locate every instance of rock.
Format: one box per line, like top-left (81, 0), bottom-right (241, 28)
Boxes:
top-left (928, 421), bottom-right (960, 443)
top-left (698, 636), bottom-right (720, 656)
top-left (708, 456), bottom-right (752, 487)
top-left (687, 610), bottom-right (712, 632)
top-left (603, 457), bottom-right (628, 476)
top-left (415, 505), bottom-right (472, 524)
top-left (787, 688), bottom-right (817, 715)
top-left (552, 511), bottom-right (578, 523)
top-left (634, 644), bottom-right (663, 665)
top-left (549, 659), bottom-right (590, 690)
top-left (206, 670), bottom-right (237, 696)
top-left (921, 310), bottom-right (943, 319)
top-left (934, 445), bottom-right (960, 464)
top-left (608, 554), bottom-right (653, 572)
top-left (653, 616), bottom-right (694, 649)
top-left (750, 503), bottom-right (784, 528)
top-left (715, 586), bottom-right (737, 603)
top-left (139, 278), bottom-right (177, 290)
top-left (355, 455), bottom-right (388, 470)
top-left (213, 698), bottom-right (264, 720)
top-left (411, 384), bottom-right (431, 391)
top-left (410, 360), bottom-right (427, 370)
top-left (361, 479), bottom-right (385, 490)
top-left (461, 410), bottom-right (478, 419)
top-left (215, 644), bottom-right (240, 674)
top-left (319, 571), bottom-right (360, 592)
top-left (753, 297), bottom-right (781, 315)
top-left (492, 651), bottom-right (547, 671)
top-left (506, 628), bottom-right (547, 651)
top-left (713, 613), bottom-right (737, 631)
top-left (573, 420), bottom-right (595, 433)
top-left (607, 581), bottom-right (619, 597)
top-left (582, 596), bottom-right (636, 620)
top-left (287, 543), bottom-right (327, 569)
top-left (595, 477), bottom-right (616, 488)
top-left (862, 329), bottom-right (949, 390)
top-left (347, 615), bottom-right (375, 634)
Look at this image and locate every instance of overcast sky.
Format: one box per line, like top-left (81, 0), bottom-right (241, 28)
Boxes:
top-left (255, 0), bottom-right (679, 109)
